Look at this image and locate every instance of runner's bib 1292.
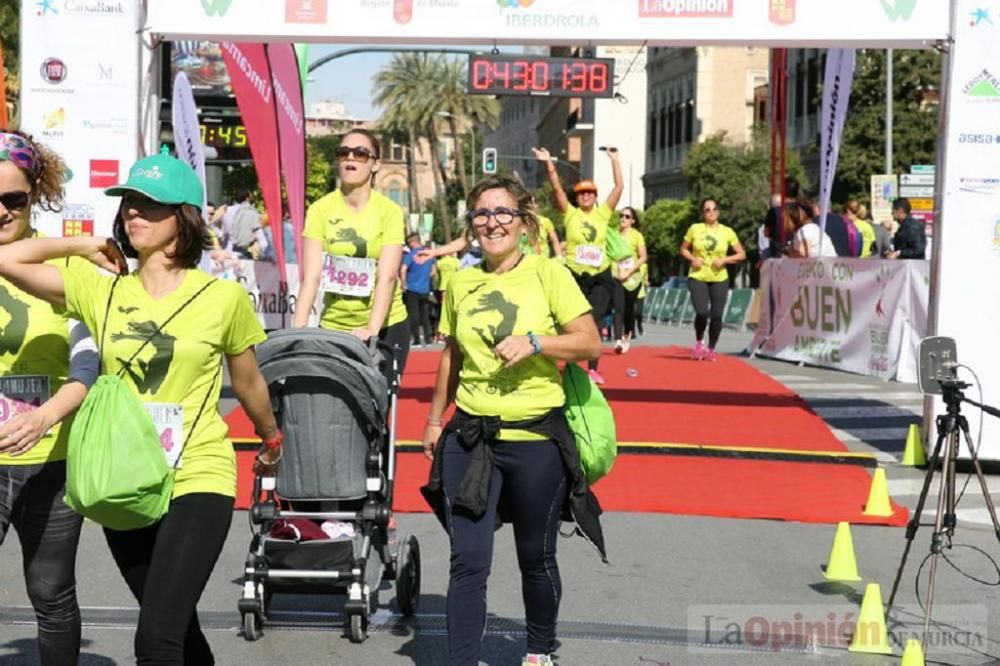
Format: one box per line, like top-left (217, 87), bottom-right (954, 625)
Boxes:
top-left (321, 254), bottom-right (376, 297)
top-left (0, 375), bottom-right (51, 426)
top-left (144, 403), bottom-right (185, 468)
top-left (575, 245), bottom-right (604, 268)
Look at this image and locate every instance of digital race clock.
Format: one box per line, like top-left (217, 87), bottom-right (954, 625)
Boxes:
top-left (467, 54), bottom-right (615, 98)
top-left (200, 122), bottom-right (248, 148)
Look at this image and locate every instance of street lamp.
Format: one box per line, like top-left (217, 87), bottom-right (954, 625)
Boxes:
top-left (437, 110), bottom-right (475, 187)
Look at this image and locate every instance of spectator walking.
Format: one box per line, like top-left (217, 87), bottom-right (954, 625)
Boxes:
top-left (887, 197), bottom-right (927, 260)
top-left (402, 233), bottom-right (436, 347)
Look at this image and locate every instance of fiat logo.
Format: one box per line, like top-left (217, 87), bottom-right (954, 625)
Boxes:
top-left (40, 58), bottom-right (67, 84)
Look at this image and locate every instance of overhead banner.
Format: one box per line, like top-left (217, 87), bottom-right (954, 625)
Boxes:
top-left (266, 43), bottom-right (306, 268)
top-left (817, 48), bottom-right (855, 254)
top-left (170, 72), bottom-right (207, 216)
top-left (934, 0), bottom-right (1000, 459)
top-left (751, 258), bottom-right (929, 383)
top-left (220, 41), bottom-right (286, 277)
top-left (19, 0), bottom-right (141, 238)
top-left (148, 1), bottom-right (948, 46)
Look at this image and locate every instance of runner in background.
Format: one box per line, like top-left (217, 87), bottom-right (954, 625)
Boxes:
top-left (432, 250), bottom-right (460, 343)
top-left (533, 145), bottom-right (623, 385)
top-left (680, 197), bottom-right (746, 362)
top-left (613, 206), bottom-right (646, 354)
top-left (401, 232), bottom-right (437, 348)
top-left (0, 130), bottom-right (98, 666)
top-left (0, 149), bottom-right (281, 665)
top-left (294, 128), bottom-right (411, 374)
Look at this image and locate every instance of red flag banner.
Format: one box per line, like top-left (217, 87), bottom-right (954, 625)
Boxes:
top-left (220, 42), bottom-right (286, 277)
top-left (266, 43), bottom-right (306, 269)
top-left (0, 37), bottom-right (9, 128)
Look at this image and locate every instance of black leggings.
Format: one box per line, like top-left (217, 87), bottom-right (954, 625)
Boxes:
top-left (635, 296), bottom-right (645, 335)
top-left (404, 291), bottom-right (433, 345)
top-left (618, 284), bottom-right (642, 339)
top-left (573, 269), bottom-right (614, 370)
top-left (688, 279), bottom-right (729, 349)
top-left (379, 318), bottom-right (412, 381)
top-left (103, 493), bottom-right (234, 665)
top-left (442, 433), bottom-right (568, 664)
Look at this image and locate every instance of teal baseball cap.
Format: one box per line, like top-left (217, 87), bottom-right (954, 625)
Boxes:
top-left (105, 146), bottom-right (204, 211)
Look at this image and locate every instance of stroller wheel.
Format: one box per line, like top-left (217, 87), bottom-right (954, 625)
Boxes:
top-left (395, 534), bottom-right (421, 618)
top-left (348, 613), bottom-right (368, 643)
top-left (242, 612), bottom-right (263, 642)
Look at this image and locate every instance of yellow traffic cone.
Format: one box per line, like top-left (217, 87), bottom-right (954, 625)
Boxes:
top-left (862, 468), bottom-right (894, 517)
top-left (901, 638), bottom-right (925, 665)
top-left (901, 424), bottom-right (926, 467)
top-left (848, 582), bottom-right (892, 654)
top-left (823, 521), bottom-right (862, 582)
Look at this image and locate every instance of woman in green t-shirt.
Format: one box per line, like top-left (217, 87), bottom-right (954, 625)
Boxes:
top-left (421, 176), bottom-right (603, 666)
top-left (0, 150), bottom-right (281, 665)
top-left (613, 206), bottom-right (647, 354)
top-left (679, 198), bottom-right (746, 361)
top-left (294, 129), bottom-right (411, 374)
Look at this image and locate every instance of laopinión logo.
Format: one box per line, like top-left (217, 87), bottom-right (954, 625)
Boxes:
top-left (639, 0), bottom-right (733, 18)
top-left (201, 0), bottom-right (233, 17)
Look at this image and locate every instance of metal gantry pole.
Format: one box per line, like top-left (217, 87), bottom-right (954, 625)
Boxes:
top-left (886, 48), bottom-right (894, 174)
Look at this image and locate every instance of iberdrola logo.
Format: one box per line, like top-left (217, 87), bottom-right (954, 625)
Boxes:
top-left (201, 0), bottom-right (232, 17)
top-left (880, 0), bottom-right (917, 22)
top-left (497, 0), bottom-right (535, 7)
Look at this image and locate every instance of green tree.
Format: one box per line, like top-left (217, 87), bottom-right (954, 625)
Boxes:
top-left (1, 0), bottom-right (20, 125)
top-left (834, 49), bottom-right (940, 203)
top-left (637, 198), bottom-right (694, 282)
top-left (437, 57), bottom-right (500, 199)
top-left (305, 142), bottom-right (331, 205)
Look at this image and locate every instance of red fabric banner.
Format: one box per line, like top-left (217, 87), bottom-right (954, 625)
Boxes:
top-left (220, 42), bottom-right (286, 278)
top-left (266, 43), bottom-right (306, 269)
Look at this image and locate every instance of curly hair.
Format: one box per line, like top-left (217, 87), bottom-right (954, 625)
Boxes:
top-left (1, 130), bottom-right (68, 213)
top-left (464, 175), bottom-right (539, 245)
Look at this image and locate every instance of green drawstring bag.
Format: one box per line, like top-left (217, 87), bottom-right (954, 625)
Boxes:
top-left (605, 227), bottom-right (633, 262)
top-left (64, 374), bottom-right (173, 531)
top-left (562, 363), bottom-right (617, 485)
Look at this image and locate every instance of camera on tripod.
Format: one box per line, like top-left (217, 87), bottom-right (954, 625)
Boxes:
top-left (917, 336), bottom-right (962, 396)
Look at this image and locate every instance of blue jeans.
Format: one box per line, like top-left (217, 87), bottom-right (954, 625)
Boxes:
top-left (442, 433), bottom-right (568, 665)
top-left (0, 460), bottom-right (83, 666)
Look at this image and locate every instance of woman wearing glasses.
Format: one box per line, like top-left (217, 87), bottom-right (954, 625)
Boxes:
top-left (613, 206), bottom-right (646, 354)
top-left (0, 130), bottom-right (99, 666)
top-left (294, 129), bottom-right (411, 373)
top-left (679, 198), bottom-right (746, 361)
top-left (421, 175), bottom-right (605, 666)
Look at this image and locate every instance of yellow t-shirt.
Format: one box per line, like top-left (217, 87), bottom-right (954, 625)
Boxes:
top-left (564, 203), bottom-right (613, 276)
top-left (855, 218), bottom-right (876, 258)
top-left (439, 255), bottom-right (591, 440)
top-left (0, 257), bottom-right (93, 466)
top-left (684, 223), bottom-right (740, 283)
top-left (537, 215), bottom-right (556, 258)
top-left (303, 190), bottom-right (408, 332)
top-left (618, 227), bottom-right (646, 291)
top-left (639, 263), bottom-right (649, 298)
top-left (60, 268), bottom-right (266, 498)
top-left (436, 255), bottom-right (460, 292)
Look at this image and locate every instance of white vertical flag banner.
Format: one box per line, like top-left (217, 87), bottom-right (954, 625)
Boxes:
top-left (171, 72), bottom-right (207, 217)
top-left (818, 48), bottom-right (856, 254)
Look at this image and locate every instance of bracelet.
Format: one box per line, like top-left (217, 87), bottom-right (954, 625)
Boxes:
top-left (256, 448), bottom-right (283, 465)
top-left (259, 429), bottom-right (283, 451)
top-left (527, 331), bottom-right (542, 355)
top-left (426, 416), bottom-right (444, 426)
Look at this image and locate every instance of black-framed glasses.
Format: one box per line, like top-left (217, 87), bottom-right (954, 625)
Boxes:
top-left (468, 207), bottom-right (524, 227)
top-left (0, 191), bottom-right (30, 212)
top-left (335, 145), bottom-right (377, 163)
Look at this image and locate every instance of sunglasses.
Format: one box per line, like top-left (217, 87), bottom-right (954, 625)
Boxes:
top-left (703, 206), bottom-right (719, 213)
top-left (0, 191), bottom-right (30, 212)
top-left (336, 145), bottom-right (377, 163)
top-left (468, 207), bottom-right (524, 227)
top-left (122, 194), bottom-right (175, 216)
top-left (620, 213), bottom-right (634, 219)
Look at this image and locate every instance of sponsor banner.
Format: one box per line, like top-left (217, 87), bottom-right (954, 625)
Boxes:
top-left (817, 48), bottom-right (855, 256)
top-left (147, 0), bottom-right (948, 46)
top-left (220, 42), bottom-right (286, 276)
top-left (935, 0), bottom-right (1000, 459)
top-left (19, 0), bottom-right (140, 238)
top-left (266, 43), bottom-right (306, 271)
top-left (205, 257), bottom-right (322, 329)
top-left (751, 258), bottom-right (929, 383)
top-left (171, 72), bottom-right (208, 216)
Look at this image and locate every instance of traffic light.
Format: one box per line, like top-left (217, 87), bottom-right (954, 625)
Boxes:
top-left (482, 148), bottom-right (498, 174)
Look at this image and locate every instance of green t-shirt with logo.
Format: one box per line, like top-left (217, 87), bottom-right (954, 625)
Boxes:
top-left (439, 255), bottom-right (591, 440)
top-left (0, 257), bottom-right (94, 466)
top-left (435, 255), bottom-right (460, 292)
top-left (303, 190), bottom-right (408, 332)
top-left (564, 203), bottom-right (613, 276)
top-left (537, 215), bottom-right (556, 258)
top-left (59, 268), bottom-right (266, 498)
top-left (617, 227), bottom-right (646, 291)
top-left (684, 222), bottom-right (740, 283)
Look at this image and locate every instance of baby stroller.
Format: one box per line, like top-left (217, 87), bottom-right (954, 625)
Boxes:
top-left (238, 328), bottom-right (420, 643)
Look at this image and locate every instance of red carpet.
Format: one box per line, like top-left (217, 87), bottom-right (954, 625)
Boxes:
top-left (226, 346), bottom-right (908, 526)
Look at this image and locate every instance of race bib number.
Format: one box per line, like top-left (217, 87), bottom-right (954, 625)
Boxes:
top-left (617, 257), bottom-right (636, 273)
top-left (575, 244), bottom-right (604, 268)
top-left (321, 254), bottom-right (375, 297)
top-left (144, 403), bottom-right (184, 468)
top-left (0, 375), bottom-right (51, 426)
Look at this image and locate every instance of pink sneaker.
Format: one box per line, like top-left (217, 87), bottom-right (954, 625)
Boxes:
top-left (587, 369), bottom-right (605, 385)
top-left (705, 349), bottom-right (718, 362)
top-left (692, 341), bottom-right (706, 360)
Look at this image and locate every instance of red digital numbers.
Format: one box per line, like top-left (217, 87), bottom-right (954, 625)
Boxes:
top-left (471, 60), bottom-right (492, 90)
top-left (530, 61), bottom-right (549, 92)
top-left (590, 63), bottom-right (609, 93)
top-left (469, 56), bottom-right (612, 97)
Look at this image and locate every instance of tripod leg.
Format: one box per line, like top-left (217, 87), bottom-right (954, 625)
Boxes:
top-left (958, 418), bottom-right (1000, 541)
top-left (887, 426), bottom-right (948, 609)
top-left (922, 428), bottom-right (959, 648)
